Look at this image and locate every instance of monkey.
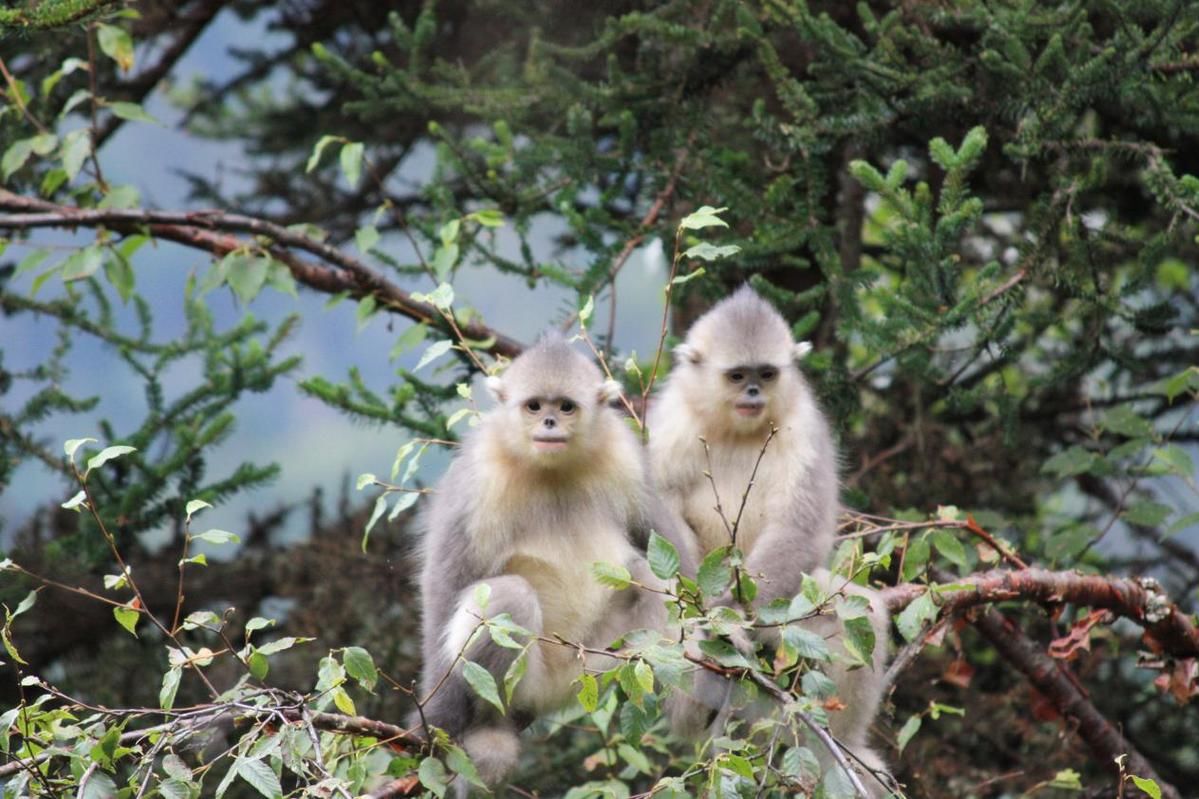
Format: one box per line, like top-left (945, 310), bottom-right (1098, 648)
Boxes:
top-left (412, 333), bottom-right (689, 794)
top-left (647, 285), bottom-right (892, 794)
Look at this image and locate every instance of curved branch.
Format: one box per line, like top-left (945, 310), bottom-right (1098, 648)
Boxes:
top-left (0, 189), bottom-right (523, 360)
top-left (880, 567), bottom-right (1199, 658)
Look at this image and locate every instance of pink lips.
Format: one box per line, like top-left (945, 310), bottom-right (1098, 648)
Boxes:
top-left (533, 439), bottom-right (568, 452)
top-left (735, 405), bottom-right (764, 417)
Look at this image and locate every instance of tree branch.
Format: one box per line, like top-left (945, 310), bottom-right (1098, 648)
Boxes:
top-left (0, 189), bottom-right (522, 359)
top-left (880, 567), bottom-right (1199, 658)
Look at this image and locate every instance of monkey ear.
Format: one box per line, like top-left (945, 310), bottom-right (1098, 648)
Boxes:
top-left (485, 375), bottom-right (507, 403)
top-left (674, 343), bottom-right (703, 365)
top-left (792, 341), bottom-right (813, 362)
top-left (598, 379), bottom-right (623, 403)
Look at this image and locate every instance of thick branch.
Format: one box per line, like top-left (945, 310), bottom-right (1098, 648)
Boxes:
top-left (0, 189), bottom-right (523, 359)
top-left (973, 607), bottom-right (1180, 799)
top-left (880, 567), bottom-right (1199, 658)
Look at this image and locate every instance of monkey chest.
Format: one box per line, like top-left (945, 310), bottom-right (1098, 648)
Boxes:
top-left (502, 524), bottom-right (635, 642)
top-left (682, 456), bottom-right (780, 557)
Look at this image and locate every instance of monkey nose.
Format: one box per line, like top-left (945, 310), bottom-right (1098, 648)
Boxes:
top-left (747, 386), bottom-right (760, 397)
top-left (544, 418), bottom-right (556, 428)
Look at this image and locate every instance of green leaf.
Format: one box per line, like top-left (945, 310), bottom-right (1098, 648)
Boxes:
top-left (306, 134), bottom-right (340, 173)
top-left (841, 615), bottom-right (876, 665)
top-left (902, 536), bottom-right (931, 581)
top-left (431, 243), bottom-right (459, 281)
top-left (15, 248), bottom-right (51, 276)
top-left (591, 561), bottom-right (632, 589)
top-left (390, 323), bottom-right (428, 360)
top-left (113, 606), bottom-right (139, 637)
top-left (467, 208), bottom-right (505, 227)
top-left (678, 205), bottom-right (729, 230)
top-left (108, 102), bottom-right (159, 125)
top-left (414, 282), bottom-right (455, 311)
top-left (158, 780), bottom-right (192, 799)
top-left (439, 218), bottom-right (461, 246)
top-left (697, 546), bottom-right (733, 598)
top-left (896, 714), bottom-right (921, 753)
top-left (2, 138), bottom-right (34, 180)
top-left (1152, 445), bottom-right (1193, 478)
top-left (340, 141), bottom-right (364, 188)
top-left (185, 499), bottom-right (212, 520)
top-left (647, 531), bottom-right (680, 580)
top-left (332, 686), bottom-right (356, 715)
top-left (96, 23), bottom-right (134, 71)
top-left (225, 253), bottom-right (270, 304)
top-left (355, 473), bottom-right (376, 491)
top-left (103, 250), bottom-right (135, 301)
top-left (355, 224), bottom-right (379, 254)
top-left (895, 591), bottom-right (937, 642)
top-left (248, 652), bottom-right (268, 680)
top-left (159, 666), bottom-right (181, 710)
top-left (192, 529), bottom-right (241, 545)
top-left (418, 757), bottom-right (448, 798)
top-left (462, 660), bottom-right (505, 713)
top-left (355, 294), bottom-right (377, 331)
top-left (60, 129), bottom-right (90, 181)
top-left (578, 294), bottom-right (595, 326)
top-left (633, 659), bottom-right (654, 694)
top-left (363, 495), bottom-right (388, 542)
top-left (577, 673), bottom-right (599, 712)
top-left (1042, 446), bottom-right (1099, 477)
top-left (343, 646), bottom-right (378, 690)
top-left (669, 267), bottom-right (706, 286)
top-left (781, 625), bottom-right (830, 661)
top-left (85, 444), bottom-right (136, 474)
top-left (64, 437), bottom-right (97, 459)
top-left (1130, 776), bottom-right (1162, 799)
top-left (682, 242), bottom-right (740, 261)
top-left (61, 246), bottom-right (104, 281)
top-left (1101, 406), bottom-right (1153, 438)
top-left (503, 648), bottom-right (527, 703)
top-left (929, 529), bottom-right (968, 571)
top-left (446, 744), bottom-right (487, 789)
top-left (77, 770), bottom-right (117, 799)
top-left (236, 757), bottom-right (282, 799)
top-left (414, 339), bottom-right (454, 371)
top-left (1123, 501), bottom-right (1172, 528)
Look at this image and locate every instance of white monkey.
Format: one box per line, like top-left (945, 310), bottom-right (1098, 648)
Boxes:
top-left (413, 333), bottom-right (688, 794)
top-left (648, 285), bottom-right (892, 794)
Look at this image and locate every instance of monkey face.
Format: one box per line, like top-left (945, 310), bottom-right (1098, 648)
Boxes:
top-left (518, 393), bottom-right (584, 456)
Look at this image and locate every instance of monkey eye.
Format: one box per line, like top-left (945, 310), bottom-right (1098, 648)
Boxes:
top-left (761, 368), bottom-right (777, 381)
top-left (559, 399), bottom-right (576, 414)
top-left (525, 400), bottom-right (542, 413)
top-left (728, 372), bottom-right (745, 384)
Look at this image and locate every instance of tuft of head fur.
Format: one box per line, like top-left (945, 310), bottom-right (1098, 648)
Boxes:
top-left (665, 285), bottom-right (811, 436)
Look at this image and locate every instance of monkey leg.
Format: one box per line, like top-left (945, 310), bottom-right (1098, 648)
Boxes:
top-left (419, 576), bottom-right (547, 793)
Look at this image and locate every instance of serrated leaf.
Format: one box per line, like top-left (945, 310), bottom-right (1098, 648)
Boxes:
top-left (192, 529), bottom-right (240, 545)
top-left (683, 242), bottom-right (740, 261)
top-left (185, 499), bottom-right (211, 521)
top-left (781, 625), bottom-right (830, 661)
top-left (896, 714), bottom-right (921, 753)
top-left (236, 757), bottom-right (282, 799)
top-left (339, 141), bottom-right (364, 188)
top-left (77, 769), bottom-right (117, 799)
top-left (591, 561), bottom-right (632, 589)
top-left (697, 546), bottom-right (733, 598)
top-left (415, 339), bottom-right (454, 371)
top-left (1123, 501), bottom-right (1172, 528)
top-left (577, 673), bottom-right (599, 712)
top-left (86, 444), bottom-right (135, 473)
top-left (343, 646), bottom-right (377, 691)
top-left (61, 246), bottom-right (104, 281)
top-left (462, 661), bottom-right (504, 713)
top-left (159, 666), bottom-right (181, 710)
top-left (678, 205), bottom-right (730, 230)
top-left (841, 615), bottom-right (876, 665)
top-left (225, 254), bottom-right (270, 304)
top-left (1131, 776), bottom-right (1162, 799)
top-left (96, 23), bottom-right (134, 71)
top-left (108, 102), bottom-right (159, 125)
top-left (418, 757), bottom-right (448, 798)
top-left (445, 744), bottom-right (486, 789)
top-left (113, 606), bottom-right (139, 637)
top-left (158, 780), bottom-right (191, 799)
top-left (895, 591), bottom-right (938, 642)
top-left (647, 531), bottom-right (680, 580)
top-left (306, 134), bottom-right (340, 173)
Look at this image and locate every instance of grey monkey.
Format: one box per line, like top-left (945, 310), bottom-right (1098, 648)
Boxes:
top-left (412, 333), bottom-right (688, 793)
top-left (647, 286), bottom-right (892, 794)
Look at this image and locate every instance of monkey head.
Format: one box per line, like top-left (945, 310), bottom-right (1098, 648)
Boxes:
top-left (671, 285), bottom-right (812, 436)
top-left (485, 333), bottom-right (622, 464)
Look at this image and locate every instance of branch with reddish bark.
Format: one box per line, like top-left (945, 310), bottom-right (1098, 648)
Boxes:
top-left (0, 188), bottom-right (522, 360)
top-left (880, 567), bottom-right (1199, 658)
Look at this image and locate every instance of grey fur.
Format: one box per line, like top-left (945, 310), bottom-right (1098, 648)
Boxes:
top-left (412, 334), bottom-right (690, 792)
top-left (648, 287), bottom-right (892, 792)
